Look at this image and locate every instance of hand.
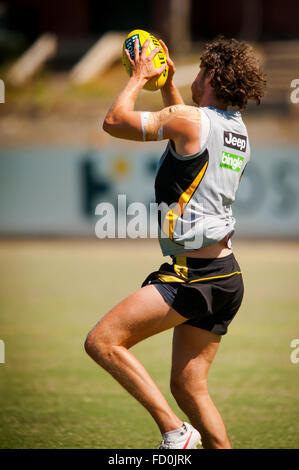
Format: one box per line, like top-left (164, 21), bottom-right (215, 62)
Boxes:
top-left (125, 38), bottom-right (166, 84)
top-left (159, 39), bottom-right (175, 84)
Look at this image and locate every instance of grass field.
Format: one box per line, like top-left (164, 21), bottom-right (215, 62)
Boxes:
top-left (0, 239), bottom-right (298, 449)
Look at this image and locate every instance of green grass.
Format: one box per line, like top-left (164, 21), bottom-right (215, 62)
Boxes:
top-left (0, 240), bottom-right (298, 449)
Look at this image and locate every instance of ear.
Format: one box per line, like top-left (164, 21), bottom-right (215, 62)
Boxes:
top-left (206, 68), bottom-right (215, 84)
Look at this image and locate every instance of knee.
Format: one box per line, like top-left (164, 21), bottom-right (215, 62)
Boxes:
top-left (84, 327), bottom-right (111, 365)
top-left (84, 328), bottom-right (99, 358)
top-left (170, 372), bottom-right (208, 401)
top-left (170, 374), bottom-right (188, 400)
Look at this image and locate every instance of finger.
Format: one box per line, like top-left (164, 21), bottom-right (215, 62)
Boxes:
top-left (125, 49), bottom-right (134, 66)
top-left (159, 39), bottom-right (169, 57)
top-left (159, 39), bottom-right (174, 68)
top-left (166, 56), bottom-right (175, 69)
top-left (148, 46), bottom-right (163, 62)
top-left (134, 38), bottom-right (140, 60)
top-left (141, 38), bottom-right (151, 59)
top-left (156, 63), bottom-right (167, 76)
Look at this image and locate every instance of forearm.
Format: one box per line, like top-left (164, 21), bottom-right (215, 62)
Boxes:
top-left (103, 38), bottom-right (168, 141)
top-left (161, 81), bottom-right (184, 107)
top-left (104, 76), bottom-right (146, 125)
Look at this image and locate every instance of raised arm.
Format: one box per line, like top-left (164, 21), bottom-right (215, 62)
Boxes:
top-left (103, 38), bottom-right (201, 156)
top-left (103, 38), bottom-right (165, 141)
top-left (159, 40), bottom-right (184, 107)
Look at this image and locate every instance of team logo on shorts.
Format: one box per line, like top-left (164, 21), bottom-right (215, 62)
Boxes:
top-left (224, 131), bottom-right (247, 152)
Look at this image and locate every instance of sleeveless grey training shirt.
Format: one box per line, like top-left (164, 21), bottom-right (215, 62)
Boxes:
top-left (154, 105), bottom-right (250, 256)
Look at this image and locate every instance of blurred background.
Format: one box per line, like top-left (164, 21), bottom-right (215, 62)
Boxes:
top-left (0, 0), bottom-right (299, 450)
top-left (0, 0), bottom-right (299, 237)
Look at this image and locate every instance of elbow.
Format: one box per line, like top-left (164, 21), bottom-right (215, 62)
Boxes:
top-left (102, 115), bottom-right (114, 134)
top-left (102, 110), bottom-right (126, 138)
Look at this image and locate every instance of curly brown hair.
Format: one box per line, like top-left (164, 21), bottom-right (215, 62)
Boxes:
top-left (200, 36), bottom-right (266, 110)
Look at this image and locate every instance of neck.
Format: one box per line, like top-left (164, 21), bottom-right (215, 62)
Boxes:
top-left (198, 92), bottom-right (227, 110)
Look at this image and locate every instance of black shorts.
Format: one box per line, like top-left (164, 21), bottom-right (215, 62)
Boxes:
top-left (141, 253), bottom-right (244, 335)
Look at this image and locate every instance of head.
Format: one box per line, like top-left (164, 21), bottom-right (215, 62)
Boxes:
top-left (191, 36), bottom-right (267, 110)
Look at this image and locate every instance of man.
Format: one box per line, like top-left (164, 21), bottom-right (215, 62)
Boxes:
top-left (85, 36), bottom-right (266, 449)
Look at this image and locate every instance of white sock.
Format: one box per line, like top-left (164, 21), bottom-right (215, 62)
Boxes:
top-left (162, 423), bottom-right (187, 440)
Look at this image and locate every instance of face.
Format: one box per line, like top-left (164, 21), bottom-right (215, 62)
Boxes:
top-left (191, 67), bottom-right (209, 106)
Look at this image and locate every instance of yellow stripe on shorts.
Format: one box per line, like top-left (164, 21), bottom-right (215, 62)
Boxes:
top-left (157, 270), bottom-right (242, 284)
top-left (188, 271), bottom-right (242, 283)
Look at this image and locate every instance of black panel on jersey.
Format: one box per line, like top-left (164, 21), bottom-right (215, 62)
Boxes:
top-left (154, 142), bottom-right (209, 207)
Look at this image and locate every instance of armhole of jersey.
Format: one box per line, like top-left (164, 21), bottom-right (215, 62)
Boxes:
top-left (168, 107), bottom-right (211, 160)
top-left (199, 108), bottom-right (211, 153)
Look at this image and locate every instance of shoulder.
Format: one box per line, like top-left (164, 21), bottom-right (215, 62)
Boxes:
top-left (160, 105), bottom-right (202, 148)
top-left (158, 105), bottom-right (202, 135)
top-left (161, 104), bottom-right (201, 122)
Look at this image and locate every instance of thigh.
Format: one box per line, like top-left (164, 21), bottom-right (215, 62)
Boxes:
top-left (171, 324), bottom-right (221, 382)
top-left (89, 285), bottom-right (188, 349)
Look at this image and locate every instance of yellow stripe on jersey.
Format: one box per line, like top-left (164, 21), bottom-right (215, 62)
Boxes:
top-left (162, 161), bottom-right (208, 239)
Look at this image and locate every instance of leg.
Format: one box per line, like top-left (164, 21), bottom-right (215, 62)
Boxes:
top-left (84, 285), bottom-right (187, 434)
top-left (170, 324), bottom-right (231, 449)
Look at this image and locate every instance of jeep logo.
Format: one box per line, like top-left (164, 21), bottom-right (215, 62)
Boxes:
top-left (224, 131), bottom-right (247, 152)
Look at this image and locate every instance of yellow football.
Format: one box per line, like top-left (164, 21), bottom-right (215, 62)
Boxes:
top-left (122, 29), bottom-right (168, 91)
